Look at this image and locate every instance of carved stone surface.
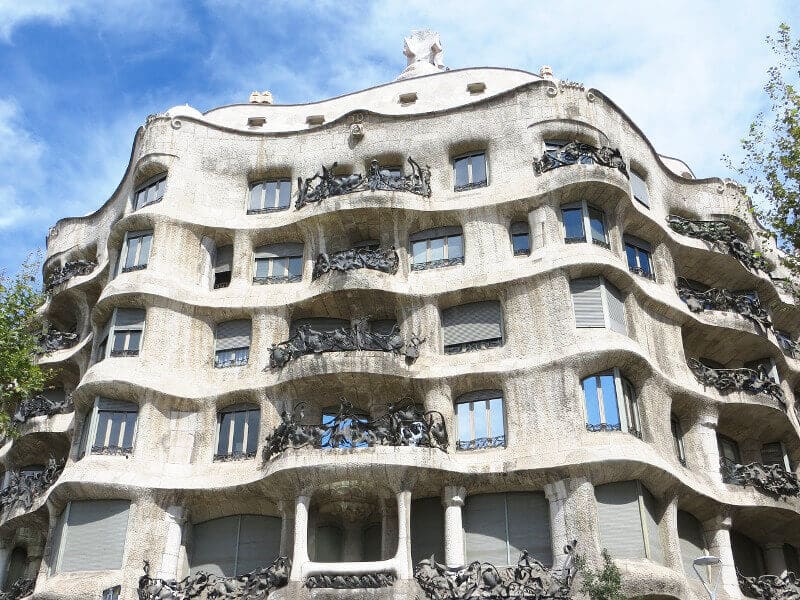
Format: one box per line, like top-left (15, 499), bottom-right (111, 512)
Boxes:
top-left (667, 215), bottom-right (772, 272)
top-left (676, 278), bottom-right (772, 330)
top-left (532, 141), bottom-right (628, 177)
top-left (306, 572), bottom-right (396, 588)
top-left (296, 157), bottom-right (431, 209)
top-left (12, 393), bottom-right (74, 425)
top-left (721, 457), bottom-right (800, 499)
top-left (396, 29), bottom-right (445, 80)
top-left (36, 326), bottom-right (78, 354)
top-left (688, 358), bottom-right (786, 408)
top-left (45, 259), bottom-right (96, 291)
top-left (263, 398), bottom-right (448, 460)
top-left (414, 540), bottom-right (578, 600)
top-left (0, 459), bottom-right (64, 512)
top-left (739, 569), bottom-right (800, 600)
top-left (0, 579), bottom-right (34, 600)
top-left (269, 318), bottom-right (423, 368)
top-left (138, 556), bottom-right (291, 600)
top-left (312, 246), bottom-right (399, 280)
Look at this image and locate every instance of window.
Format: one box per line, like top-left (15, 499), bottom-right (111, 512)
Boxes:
top-left (717, 434), bottom-right (741, 482)
top-left (453, 151), bottom-right (487, 191)
top-left (376, 164), bottom-right (402, 180)
top-left (213, 245), bottom-right (233, 289)
top-left (190, 515), bottom-right (281, 577)
top-left (96, 308), bottom-right (145, 362)
top-left (320, 407), bottom-right (369, 448)
top-left (455, 390), bottom-right (505, 450)
top-left (582, 369), bottom-right (640, 436)
top-left (290, 317), bottom-right (349, 337)
top-left (253, 243), bottom-right (303, 284)
top-left (102, 587), bottom-right (121, 600)
top-left (677, 510), bottom-right (707, 577)
top-left (569, 277), bottom-right (627, 334)
top-left (731, 530), bottom-right (766, 578)
top-left (214, 320), bottom-right (251, 368)
top-left (463, 492), bottom-right (551, 566)
top-left (409, 226), bottom-right (464, 271)
top-left (134, 174), bottom-right (166, 210)
top-left (624, 235), bottom-right (654, 279)
top-left (411, 497), bottom-right (445, 564)
top-left (441, 301), bottom-right (504, 354)
top-left (215, 404), bottom-right (260, 460)
top-left (248, 180), bottom-right (291, 214)
top-left (671, 413), bottom-right (687, 466)
top-left (544, 139), bottom-right (593, 165)
top-left (51, 500), bottom-right (131, 572)
top-left (19, 464), bottom-right (44, 479)
top-left (630, 169), bottom-right (650, 207)
top-left (561, 201), bottom-right (608, 247)
top-left (594, 480), bottom-right (663, 563)
top-left (760, 441), bottom-right (790, 470)
top-left (119, 230), bottom-right (152, 274)
top-left (84, 398), bottom-right (138, 456)
top-left (510, 221), bottom-right (530, 256)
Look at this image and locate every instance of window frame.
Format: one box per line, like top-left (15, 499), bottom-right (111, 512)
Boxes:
top-left (83, 397), bottom-right (139, 457)
top-left (441, 300), bottom-right (505, 354)
top-left (214, 403), bottom-right (261, 460)
top-left (454, 390), bottom-right (506, 450)
top-left (582, 368), bottom-right (640, 437)
top-left (510, 221), bottom-right (531, 256)
top-left (97, 308), bottom-right (145, 362)
top-left (409, 227), bottom-right (465, 272)
top-left (561, 201), bottom-right (609, 248)
top-left (133, 173), bottom-right (167, 210)
top-left (453, 151), bottom-right (488, 191)
top-left (213, 244), bottom-right (233, 290)
top-left (623, 235), bottom-right (654, 280)
top-left (570, 276), bottom-right (627, 333)
top-left (248, 179), bottom-right (292, 214)
top-left (595, 480), bottom-right (662, 562)
top-left (629, 168), bottom-right (650, 208)
top-left (253, 244), bottom-right (304, 284)
top-left (117, 230), bottom-right (153, 276)
top-left (214, 320), bottom-right (251, 369)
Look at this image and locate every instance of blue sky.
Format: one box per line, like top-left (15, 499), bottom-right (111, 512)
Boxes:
top-left (0, 0), bottom-right (798, 276)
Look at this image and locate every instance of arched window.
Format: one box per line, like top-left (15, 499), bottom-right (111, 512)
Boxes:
top-left (441, 301), bottom-right (504, 354)
top-left (253, 243), bottom-right (303, 284)
top-left (595, 480), bottom-right (662, 563)
top-left (582, 370), bottom-right (640, 437)
top-left (671, 413), bottom-right (686, 466)
top-left (510, 221), bottom-right (530, 256)
top-left (190, 515), bottom-right (281, 576)
top-left (134, 173), bottom-right (166, 210)
top-left (455, 390), bottom-right (505, 450)
top-left (215, 404), bottom-right (260, 460)
top-left (453, 151), bottom-right (487, 191)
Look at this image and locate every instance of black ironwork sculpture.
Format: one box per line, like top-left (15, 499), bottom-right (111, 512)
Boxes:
top-left (296, 157), bottom-right (431, 209)
top-left (687, 359), bottom-right (786, 408)
top-left (0, 459), bottom-right (64, 512)
top-left (457, 435), bottom-right (506, 450)
top-left (263, 398), bottom-right (448, 460)
top-left (739, 569), bottom-right (800, 600)
top-left (720, 457), bottom-right (800, 499)
top-left (269, 318), bottom-right (423, 368)
top-left (44, 259), bottom-right (97, 291)
top-left (533, 141), bottom-right (628, 177)
top-left (585, 423), bottom-right (622, 433)
top-left (312, 246), bottom-right (399, 280)
top-left (0, 579), bottom-right (34, 600)
top-left (667, 215), bottom-right (772, 273)
top-left (36, 326), bottom-right (78, 355)
top-left (414, 540), bottom-right (578, 600)
top-left (676, 278), bottom-right (772, 330)
top-left (213, 450), bottom-right (256, 462)
top-left (12, 392), bottom-right (73, 425)
top-left (306, 572), bottom-right (396, 589)
top-left (138, 556), bottom-right (291, 600)
top-left (91, 445), bottom-right (133, 457)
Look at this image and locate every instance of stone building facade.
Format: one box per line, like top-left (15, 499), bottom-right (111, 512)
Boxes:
top-left (4, 30), bottom-right (800, 600)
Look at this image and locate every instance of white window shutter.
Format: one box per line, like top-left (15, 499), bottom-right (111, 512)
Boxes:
top-left (630, 171), bottom-right (650, 207)
top-left (603, 281), bottom-right (627, 335)
top-left (58, 500), bottom-right (131, 572)
top-left (441, 301), bottom-right (503, 347)
top-left (464, 493), bottom-right (511, 565)
top-left (594, 481), bottom-right (647, 559)
top-left (570, 277), bottom-right (605, 328)
top-left (411, 497), bottom-right (445, 564)
top-left (506, 492), bottom-right (552, 566)
top-left (215, 320), bottom-right (252, 351)
top-left (190, 516), bottom-right (238, 576)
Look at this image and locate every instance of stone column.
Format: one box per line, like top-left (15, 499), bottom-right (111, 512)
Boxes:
top-left (278, 500), bottom-right (295, 557)
top-left (544, 480), bottom-right (569, 568)
top-left (764, 543), bottom-right (788, 576)
top-left (702, 515), bottom-right (740, 598)
top-left (25, 543), bottom-right (44, 580)
top-left (690, 405), bottom-right (723, 486)
top-left (661, 496), bottom-right (682, 573)
top-left (442, 486), bottom-right (466, 567)
top-left (381, 498), bottom-right (398, 560)
top-left (157, 505), bottom-right (185, 580)
top-left (564, 477), bottom-right (602, 558)
top-left (0, 539), bottom-right (10, 588)
top-left (394, 489), bottom-right (413, 579)
top-left (530, 206), bottom-right (548, 251)
top-left (289, 495), bottom-right (311, 582)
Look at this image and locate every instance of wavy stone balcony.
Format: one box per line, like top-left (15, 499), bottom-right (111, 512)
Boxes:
top-left (0, 459), bottom-right (64, 515)
top-left (532, 140), bottom-right (628, 177)
top-left (44, 259), bottom-right (97, 293)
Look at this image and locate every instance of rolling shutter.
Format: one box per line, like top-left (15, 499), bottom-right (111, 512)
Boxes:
top-left (630, 171), bottom-right (650, 207)
top-left (290, 318), bottom-right (349, 337)
top-left (409, 226), bottom-right (462, 243)
top-left (254, 243), bottom-right (304, 259)
top-left (442, 301), bottom-right (503, 347)
top-left (362, 523), bottom-right (382, 561)
top-left (594, 481), bottom-right (646, 559)
top-left (570, 278), bottom-right (605, 328)
top-left (510, 221), bottom-right (529, 235)
top-left (411, 497), bottom-right (444, 564)
top-left (114, 308), bottom-right (145, 329)
top-left (604, 282), bottom-right (627, 334)
top-left (315, 526), bottom-right (343, 562)
top-left (731, 531), bottom-right (765, 577)
top-left (214, 246), bottom-right (233, 273)
top-left (58, 500), bottom-right (130, 572)
top-left (215, 320), bottom-right (251, 351)
top-left (677, 510), bottom-right (707, 577)
top-left (464, 494), bottom-right (509, 565)
top-left (640, 486), bottom-right (663, 563)
top-left (458, 389), bottom-right (503, 404)
top-left (97, 398), bottom-right (136, 412)
top-left (623, 235), bottom-right (652, 253)
top-left (506, 492), bottom-right (552, 566)
top-left (191, 516), bottom-right (238, 576)
top-left (237, 515), bottom-right (281, 574)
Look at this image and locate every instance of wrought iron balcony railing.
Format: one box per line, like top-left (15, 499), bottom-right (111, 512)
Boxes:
top-left (676, 278), bottom-right (772, 330)
top-left (687, 359), bottom-right (786, 408)
top-left (586, 423), bottom-right (622, 433)
top-left (262, 399), bottom-right (448, 460)
top-left (306, 572), bottom-right (396, 589)
top-left (738, 569), bottom-right (800, 600)
top-left (296, 157), bottom-right (431, 209)
top-left (138, 556), bottom-right (291, 600)
top-left (667, 215), bottom-right (771, 273)
top-left (253, 274), bottom-right (302, 285)
top-left (444, 337), bottom-right (502, 355)
top-left (36, 326), bottom-right (78, 355)
top-left (213, 450), bottom-right (257, 462)
top-left (12, 393), bottom-right (73, 425)
top-left (415, 540), bottom-right (578, 600)
top-left (456, 435), bottom-right (506, 451)
top-left (312, 246), bottom-right (399, 279)
top-left (0, 459), bottom-right (64, 512)
top-left (269, 318), bottom-right (423, 368)
top-left (0, 579), bottom-right (34, 600)
top-left (91, 445), bottom-right (133, 457)
top-left (44, 259), bottom-right (97, 291)
top-left (532, 141), bottom-right (628, 177)
top-left (410, 256), bottom-right (465, 272)
top-left (720, 456), bottom-right (800, 499)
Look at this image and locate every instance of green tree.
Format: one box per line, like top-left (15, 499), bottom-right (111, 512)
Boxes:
top-left (0, 257), bottom-right (47, 434)
top-left (728, 23), bottom-right (800, 294)
top-left (578, 549), bottom-right (627, 600)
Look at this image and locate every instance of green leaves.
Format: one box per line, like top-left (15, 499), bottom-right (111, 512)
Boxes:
top-left (578, 549), bottom-right (626, 600)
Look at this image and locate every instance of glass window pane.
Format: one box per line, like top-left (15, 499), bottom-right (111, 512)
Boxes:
top-left (429, 237), bottom-right (445, 261)
top-left (138, 235), bottom-right (152, 266)
top-left (127, 330), bottom-right (141, 352)
top-left (454, 158), bottom-right (469, 187)
top-left (266, 181), bottom-right (278, 208)
top-left (249, 185), bottom-right (263, 210)
top-left (235, 348), bottom-right (249, 365)
top-left (488, 398), bottom-right (504, 437)
top-left (108, 412), bottom-right (123, 447)
top-left (512, 233), bottom-right (530, 254)
top-left (246, 410), bottom-right (260, 453)
top-left (448, 235), bottom-right (463, 260)
top-left (456, 403), bottom-right (472, 443)
top-left (582, 378), bottom-right (601, 426)
top-left (232, 411), bottom-right (246, 453)
top-left (124, 238), bottom-right (139, 269)
top-left (599, 374), bottom-right (620, 426)
top-left (625, 244), bottom-right (638, 271)
top-left (471, 154), bottom-right (486, 184)
top-left (254, 258), bottom-right (269, 279)
top-left (411, 240), bottom-right (427, 264)
top-left (146, 184), bottom-right (157, 206)
top-left (94, 413), bottom-right (110, 447)
top-left (271, 258), bottom-right (287, 278)
top-left (588, 208), bottom-right (606, 243)
top-left (278, 181), bottom-right (291, 207)
top-left (637, 249), bottom-right (651, 275)
top-left (112, 332), bottom-right (126, 353)
top-left (135, 190), bottom-right (146, 209)
top-left (218, 412), bottom-right (233, 455)
top-left (473, 402), bottom-right (488, 440)
top-left (122, 412), bottom-right (136, 448)
top-left (155, 179), bottom-right (166, 200)
top-left (288, 257), bottom-right (303, 278)
top-left (562, 208), bottom-right (584, 240)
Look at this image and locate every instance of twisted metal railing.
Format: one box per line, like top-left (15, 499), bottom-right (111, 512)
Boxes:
top-left (44, 259), bottom-right (96, 291)
top-left (720, 456), bottom-right (800, 499)
top-left (687, 359), bottom-right (786, 408)
top-left (676, 278), bottom-right (772, 330)
top-left (533, 141), bottom-right (628, 177)
top-left (0, 459), bottom-right (64, 512)
top-left (0, 579), bottom-right (34, 600)
top-left (12, 393), bottom-right (73, 425)
top-left (312, 246), bottom-right (399, 279)
top-left (739, 569), bottom-right (800, 600)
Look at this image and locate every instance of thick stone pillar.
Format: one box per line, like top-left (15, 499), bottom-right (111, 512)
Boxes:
top-left (544, 480), bottom-right (569, 568)
top-left (702, 515), bottom-right (740, 598)
top-left (661, 496), bottom-right (683, 572)
top-left (289, 495), bottom-right (311, 582)
top-left (25, 543), bottom-right (43, 580)
top-left (381, 498), bottom-right (398, 560)
top-left (564, 477), bottom-right (602, 558)
top-left (157, 505), bottom-right (185, 580)
top-left (442, 486), bottom-right (466, 567)
top-left (278, 500), bottom-right (295, 557)
top-left (690, 406), bottom-right (723, 486)
top-left (395, 489), bottom-right (413, 579)
top-left (764, 543), bottom-right (788, 576)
